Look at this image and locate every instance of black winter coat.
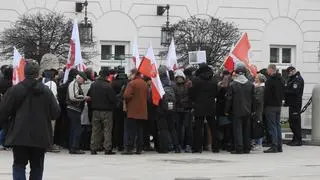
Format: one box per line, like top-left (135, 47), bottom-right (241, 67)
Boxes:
top-left (285, 72), bottom-right (304, 106)
top-left (189, 72), bottom-right (218, 117)
top-left (264, 73), bottom-right (285, 107)
top-left (174, 81), bottom-right (190, 112)
top-left (226, 75), bottom-right (255, 117)
top-left (88, 78), bottom-right (117, 111)
top-left (0, 79), bottom-right (60, 149)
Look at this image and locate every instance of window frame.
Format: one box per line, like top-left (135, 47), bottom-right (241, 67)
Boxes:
top-left (100, 41), bottom-right (130, 61)
top-left (269, 45), bottom-right (296, 65)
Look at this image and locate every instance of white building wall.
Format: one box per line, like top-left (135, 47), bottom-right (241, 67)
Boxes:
top-left (0, 0), bottom-right (319, 127)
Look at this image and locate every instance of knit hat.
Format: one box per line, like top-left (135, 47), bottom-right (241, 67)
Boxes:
top-left (24, 60), bottom-right (40, 79)
top-left (286, 66), bottom-right (296, 73)
top-left (234, 62), bottom-right (247, 74)
top-left (77, 71), bottom-right (88, 80)
top-left (174, 69), bottom-right (186, 79)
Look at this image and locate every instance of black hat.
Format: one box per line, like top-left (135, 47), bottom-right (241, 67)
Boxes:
top-left (24, 60), bottom-right (40, 79)
top-left (286, 66), bottom-right (296, 72)
top-left (77, 71), bottom-right (88, 80)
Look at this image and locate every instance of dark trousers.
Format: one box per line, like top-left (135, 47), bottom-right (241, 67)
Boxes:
top-left (113, 108), bottom-right (124, 150)
top-left (157, 112), bottom-right (179, 148)
top-left (289, 104), bottom-right (302, 142)
top-left (233, 116), bottom-right (251, 152)
top-left (12, 146), bottom-right (45, 180)
top-left (177, 112), bottom-right (193, 148)
top-left (67, 109), bottom-right (83, 150)
top-left (194, 116), bottom-right (219, 152)
top-left (125, 118), bottom-right (144, 151)
top-left (265, 106), bottom-right (282, 147)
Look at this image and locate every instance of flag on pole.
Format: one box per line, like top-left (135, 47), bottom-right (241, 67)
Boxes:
top-left (126, 39), bottom-right (140, 74)
top-left (12, 47), bottom-right (25, 85)
top-left (166, 38), bottom-right (178, 71)
top-left (63, 18), bottom-right (84, 83)
top-left (138, 44), bottom-right (165, 105)
top-left (232, 32), bottom-right (251, 64)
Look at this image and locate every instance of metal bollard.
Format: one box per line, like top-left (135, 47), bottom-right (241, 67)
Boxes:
top-left (312, 84), bottom-right (320, 145)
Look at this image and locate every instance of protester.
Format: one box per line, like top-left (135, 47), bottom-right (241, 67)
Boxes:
top-left (252, 73), bottom-right (266, 151)
top-left (123, 69), bottom-right (148, 154)
top-left (189, 64), bottom-right (219, 153)
top-left (285, 66), bottom-right (304, 146)
top-left (88, 68), bottom-right (117, 155)
top-left (156, 66), bottom-right (180, 153)
top-left (0, 65), bottom-right (13, 150)
top-left (174, 69), bottom-right (192, 153)
top-left (66, 71), bottom-right (88, 154)
top-left (0, 60), bottom-right (60, 180)
top-left (217, 71), bottom-right (233, 151)
top-left (226, 63), bottom-right (255, 154)
top-left (264, 64), bottom-right (284, 153)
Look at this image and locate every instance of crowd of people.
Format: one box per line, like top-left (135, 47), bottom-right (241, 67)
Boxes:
top-left (0, 60), bottom-right (305, 179)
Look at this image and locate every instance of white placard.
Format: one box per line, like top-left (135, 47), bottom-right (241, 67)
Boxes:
top-left (188, 51), bottom-right (206, 64)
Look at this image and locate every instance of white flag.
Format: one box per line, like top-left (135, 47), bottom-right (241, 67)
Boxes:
top-left (166, 38), bottom-right (178, 71)
top-left (126, 38), bottom-right (140, 75)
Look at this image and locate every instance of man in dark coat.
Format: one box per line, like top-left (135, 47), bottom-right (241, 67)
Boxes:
top-left (0, 60), bottom-right (60, 180)
top-left (88, 69), bottom-right (117, 155)
top-left (189, 64), bottom-right (219, 153)
top-left (225, 63), bottom-right (255, 154)
top-left (264, 64), bottom-right (285, 153)
top-left (285, 66), bottom-right (304, 146)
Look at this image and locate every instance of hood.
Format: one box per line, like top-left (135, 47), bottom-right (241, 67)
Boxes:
top-left (160, 76), bottom-right (170, 87)
top-left (22, 79), bottom-right (45, 95)
top-left (234, 75), bottom-right (248, 84)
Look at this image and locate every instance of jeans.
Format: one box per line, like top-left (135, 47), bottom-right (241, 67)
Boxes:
top-left (0, 129), bottom-right (5, 146)
top-left (177, 112), bottom-right (193, 148)
top-left (12, 146), bottom-right (45, 180)
top-left (265, 106), bottom-right (282, 147)
top-left (67, 109), bottom-right (83, 150)
top-left (125, 118), bottom-right (144, 151)
top-left (233, 116), bottom-right (251, 152)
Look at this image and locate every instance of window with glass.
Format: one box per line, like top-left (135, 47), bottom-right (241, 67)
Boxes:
top-left (115, 45), bottom-right (125, 60)
top-left (101, 45), bottom-right (112, 60)
top-left (269, 46), bottom-right (295, 64)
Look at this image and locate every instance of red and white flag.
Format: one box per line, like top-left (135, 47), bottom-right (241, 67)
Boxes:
top-left (223, 55), bottom-right (234, 72)
top-left (63, 18), bottom-right (85, 83)
top-left (232, 32), bottom-right (251, 64)
top-left (126, 39), bottom-right (140, 74)
top-left (138, 44), bottom-right (165, 105)
top-left (12, 47), bottom-right (25, 85)
top-left (166, 38), bottom-right (178, 71)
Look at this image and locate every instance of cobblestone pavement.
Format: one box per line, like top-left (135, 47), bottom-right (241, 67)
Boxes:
top-left (1, 145), bottom-right (320, 180)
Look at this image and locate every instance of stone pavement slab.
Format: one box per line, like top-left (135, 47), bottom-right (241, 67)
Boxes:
top-left (1, 145), bottom-right (320, 180)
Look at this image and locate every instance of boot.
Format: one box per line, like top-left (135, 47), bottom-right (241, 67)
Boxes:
top-left (288, 141), bottom-right (302, 146)
top-left (12, 166), bottom-right (26, 180)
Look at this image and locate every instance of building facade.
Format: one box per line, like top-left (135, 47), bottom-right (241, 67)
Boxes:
top-left (0, 0), bottom-right (320, 128)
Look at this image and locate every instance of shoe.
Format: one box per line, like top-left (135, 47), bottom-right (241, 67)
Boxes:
top-left (91, 150), bottom-right (97, 155)
top-left (278, 146), bottom-right (283, 152)
top-left (47, 146), bottom-right (60, 153)
top-left (252, 145), bottom-right (263, 152)
top-left (264, 147), bottom-right (278, 153)
top-left (263, 143), bottom-right (272, 147)
top-left (244, 151), bottom-right (250, 154)
top-left (117, 147), bottom-right (124, 152)
top-left (185, 145), bottom-right (192, 153)
top-left (143, 146), bottom-right (154, 151)
top-left (286, 141), bottom-right (294, 146)
top-left (230, 150), bottom-right (244, 154)
top-left (135, 150), bottom-right (142, 155)
top-left (288, 141), bottom-right (302, 146)
top-left (192, 150), bottom-right (202, 153)
top-left (105, 150), bottom-right (116, 155)
top-left (69, 149), bottom-right (85, 155)
top-left (212, 149), bottom-right (220, 153)
top-left (174, 147), bottom-right (181, 153)
top-left (122, 149), bottom-right (134, 155)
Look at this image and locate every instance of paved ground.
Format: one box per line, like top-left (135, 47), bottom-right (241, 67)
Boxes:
top-left (1, 145), bottom-right (320, 180)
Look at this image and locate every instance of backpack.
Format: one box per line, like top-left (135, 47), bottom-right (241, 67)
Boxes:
top-left (160, 86), bottom-right (176, 112)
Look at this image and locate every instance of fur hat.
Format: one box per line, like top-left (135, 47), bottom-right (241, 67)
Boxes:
top-left (174, 69), bottom-right (186, 79)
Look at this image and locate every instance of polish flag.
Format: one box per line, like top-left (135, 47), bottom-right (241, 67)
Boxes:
top-left (63, 18), bottom-right (84, 83)
top-left (166, 38), bottom-right (178, 71)
top-left (232, 32), bottom-right (251, 65)
top-left (138, 45), bottom-right (165, 105)
top-left (12, 47), bottom-right (25, 85)
top-left (126, 39), bottom-right (140, 74)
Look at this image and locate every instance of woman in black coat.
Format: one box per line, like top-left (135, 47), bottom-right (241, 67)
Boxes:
top-left (189, 64), bottom-right (219, 153)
